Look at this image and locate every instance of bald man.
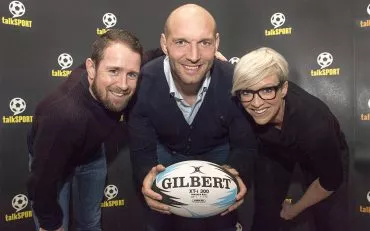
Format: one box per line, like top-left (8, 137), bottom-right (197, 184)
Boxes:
top-left (128, 4), bottom-right (257, 231)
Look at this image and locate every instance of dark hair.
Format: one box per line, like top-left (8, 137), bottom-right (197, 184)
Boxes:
top-left (91, 29), bottom-right (143, 67)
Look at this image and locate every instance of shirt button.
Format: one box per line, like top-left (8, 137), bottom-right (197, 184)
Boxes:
top-left (190, 125), bottom-right (194, 129)
top-left (188, 138), bottom-right (191, 142)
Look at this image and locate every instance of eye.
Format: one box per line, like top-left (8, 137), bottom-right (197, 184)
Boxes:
top-left (200, 40), bottom-right (212, 47)
top-left (240, 90), bottom-right (253, 96)
top-left (109, 69), bottom-right (119, 76)
top-left (260, 87), bottom-right (276, 95)
top-left (175, 40), bottom-right (187, 47)
top-left (127, 72), bottom-right (139, 79)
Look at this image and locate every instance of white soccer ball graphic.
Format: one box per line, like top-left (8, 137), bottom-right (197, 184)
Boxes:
top-left (9, 1), bottom-right (25, 18)
top-left (12, 194), bottom-right (28, 212)
top-left (102, 13), bottom-right (117, 28)
top-left (270, 12), bottom-right (285, 28)
top-left (367, 3), bottom-right (370, 16)
top-left (236, 222), bottom-right (243, 231)
top-left (229, 57), bottom-right (240, 65)
top-left (9, 97), bottom-right (26, 115)
top-left (58, 53), bottom-right (73, 70)
top-left (317, 52), bottom-right (333, 69)
top-left (104, 185), bottom-right (118, 200)
top-left (367, 191), bottom-right (370, 203)
top-left (152, 160), bottom-right (239, 218)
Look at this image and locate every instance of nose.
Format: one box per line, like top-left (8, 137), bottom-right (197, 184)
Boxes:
top-left (250, 93), bottom-right (264, 107)
top-left (116, 75), bottom-right (129, 91)
top-left (187, 43), bottom-right (200, 63)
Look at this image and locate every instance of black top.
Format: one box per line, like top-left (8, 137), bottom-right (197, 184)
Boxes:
top-left (128, 56), bottom-right (257, 186)
top-left (253, 81), bottom-right (348, 191)
top-left (27, 64), bottom-right (121, 230)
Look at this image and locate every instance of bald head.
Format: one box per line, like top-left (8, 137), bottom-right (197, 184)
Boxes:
top-left (164, 4), bottom-right (217, 36)
top-left (160, 4), bottom-right (219, 89)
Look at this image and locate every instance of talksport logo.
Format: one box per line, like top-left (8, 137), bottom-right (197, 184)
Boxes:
top-left (360, 98), bottom-right (370, 121)
top-left (2, 97), bottom-right (33, 124)
top-left (51, 53), bottom-right (73, 77)
top-left (359, 3), bottom-right (370, 28)
top-left (310, 52), bottom-right (341, 77)
top-left (228, 57), bottom-right (240, 65)
top-left (96, 13), bottom-right (117, 35)
top-left (2, 1), bottom-right (32, 28)
top-left (359, 191), bottom-right (370, 214)
top-left (265, 12), bottom-right (292, 37)
top-left (101, 185), bottom-right (124, 208)
top-left (4, 194), bottom-right (33, 222)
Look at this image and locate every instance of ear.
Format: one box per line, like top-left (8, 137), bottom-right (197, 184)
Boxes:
top-left (85, 58), bottom-right (96, 86)
top-left (215, 33), bottom-right (220, 53)
top-left (160, 33), bottom-right (168, 55)
top-left (281, 81), bottom-right (288, 98)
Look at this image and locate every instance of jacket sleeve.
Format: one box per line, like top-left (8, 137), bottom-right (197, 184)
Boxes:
top-left (226, 99), bottom-right (258, 188)
top-left (128, 72), bottom-right (158, 188)
top-left (302, 115), bottom-right (346, 191)
top-left (27, 113), bottom-right (83, 230)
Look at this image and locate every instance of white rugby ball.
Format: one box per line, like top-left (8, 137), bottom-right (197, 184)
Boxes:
top-left (152, 160), bottom-right (239, 218)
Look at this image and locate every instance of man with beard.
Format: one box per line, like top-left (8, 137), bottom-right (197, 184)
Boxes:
top-left (27, 29), bottom-right (142, 231)
top-left (128, 4), bottom-right (257, 231)
top-left (232, 47), bottom-right (348, 231)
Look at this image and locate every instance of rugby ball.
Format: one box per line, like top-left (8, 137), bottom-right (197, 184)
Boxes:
top-left (152, 160), bottom-right (239, 218)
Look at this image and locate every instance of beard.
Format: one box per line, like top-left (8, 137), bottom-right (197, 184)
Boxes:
top-left (91, 79), bottom-right (130, 112)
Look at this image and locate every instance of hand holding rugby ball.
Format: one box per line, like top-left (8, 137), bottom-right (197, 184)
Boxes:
top-left (152, 160), bottom-right (239, 218)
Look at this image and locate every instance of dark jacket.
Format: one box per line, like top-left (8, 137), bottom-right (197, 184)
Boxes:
top-left (128, 56), bottom-right (257, 186)
top-left (27, 64), bottom-right (121, 230)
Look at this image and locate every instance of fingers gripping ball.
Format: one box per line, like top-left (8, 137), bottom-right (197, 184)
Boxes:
top-left (152, 160), bottom-right (239, 218)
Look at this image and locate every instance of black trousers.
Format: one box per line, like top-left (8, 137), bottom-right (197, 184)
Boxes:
top-left (146, 209), bottom-right (238, 231)
top-left (251, 153), bottom-right (348, 231)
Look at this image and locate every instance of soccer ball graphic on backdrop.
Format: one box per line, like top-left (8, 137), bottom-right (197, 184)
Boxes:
top-left (104, 185), bottom-right (118, 201)
top-left (9, 97), bottom-right (26, 115)
top-left (367, 3), bottom-right (370, 15)
top-left (270, 12), bottom-right (285, 28)
top-left (58, 53), bottom-right (73, 70)
top-left (12, 194), bottom-right (28, 212)
top-left (317, 52), bottom-right (333, 69)
top-left (9, 1), bottom-right (25, 18)
top-left (102, 13), bottom-right (117, 28)
top-left (228, 57), bottom-right (240, 65)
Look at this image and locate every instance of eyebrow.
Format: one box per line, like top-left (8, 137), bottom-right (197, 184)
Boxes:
top-left (246, 83), bottom-right (280, 90)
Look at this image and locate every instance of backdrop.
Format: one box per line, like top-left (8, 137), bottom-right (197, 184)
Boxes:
top-left (0, 0), bottom-right (369, 230)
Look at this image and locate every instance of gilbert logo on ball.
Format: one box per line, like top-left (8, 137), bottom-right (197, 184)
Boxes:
top-left (152, 160), bottom-right (239, 218)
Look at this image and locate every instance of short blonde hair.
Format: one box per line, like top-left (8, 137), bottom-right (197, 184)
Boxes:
top-left (232, 47), bottom-right (289, 95)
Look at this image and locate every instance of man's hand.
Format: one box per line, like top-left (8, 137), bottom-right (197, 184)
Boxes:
top-left (39, 227), bottom-right (64, 231)
top-left (280, 200), bottom-right (302, 220)
top-left (142, 164), bottom-right (171, 214)
top-left (220, 165), bottom-right (247, 216)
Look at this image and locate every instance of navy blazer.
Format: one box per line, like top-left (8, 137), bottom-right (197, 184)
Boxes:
top-left (128, 56), bottom-right (257, 185)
